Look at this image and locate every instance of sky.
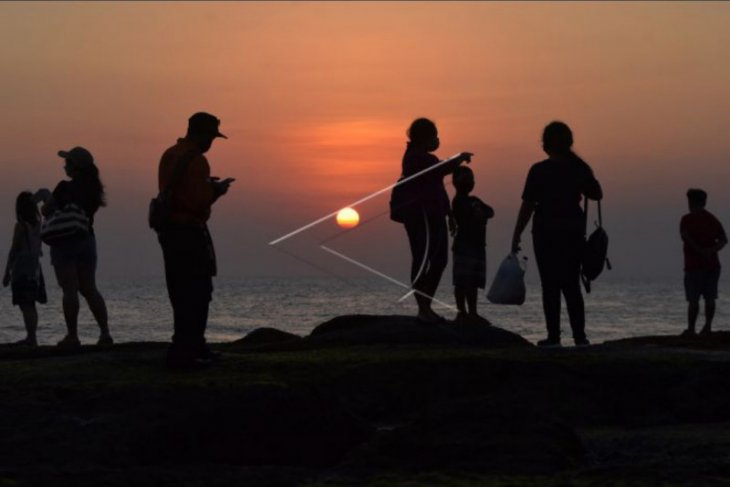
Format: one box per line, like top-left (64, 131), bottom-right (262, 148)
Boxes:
top-left (0, 1), bottom-right (729, 283)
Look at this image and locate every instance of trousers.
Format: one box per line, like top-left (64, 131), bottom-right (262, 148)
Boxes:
top-left (158, 223), bottom-right (215, 358)
top-left (533, 228), bottom-right (586, 341)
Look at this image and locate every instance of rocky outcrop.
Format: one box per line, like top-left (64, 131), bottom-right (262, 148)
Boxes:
top-left (307, 314), bottom-right (533, 349)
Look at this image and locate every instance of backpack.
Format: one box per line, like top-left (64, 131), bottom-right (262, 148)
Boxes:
top-left (389, 177), bottom-right (417, 223)
top-left (581, 199), bottom-right (611, 293)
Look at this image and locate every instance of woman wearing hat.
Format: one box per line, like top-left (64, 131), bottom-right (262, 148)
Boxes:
top-left (40, 147), bottom-right (113, 347)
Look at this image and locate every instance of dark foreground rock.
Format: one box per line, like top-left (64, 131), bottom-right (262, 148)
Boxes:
top-left (3, 324), bottom-right (730, 486)
top-left (345, 399), bottom-right (585, 474)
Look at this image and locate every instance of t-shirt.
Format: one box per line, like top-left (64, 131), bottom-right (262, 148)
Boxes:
top-left (680, 209), bottom-right (726, 271)
top-left (521, 156), bottom-right (600, 233)
top-left (158, 138), bottom-right (217, 225)
top-left (452, 194), bottom-right (494, 251)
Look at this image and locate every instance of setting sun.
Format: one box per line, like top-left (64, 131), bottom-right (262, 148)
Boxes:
top-left (336, 207), bottom-right (360, 229)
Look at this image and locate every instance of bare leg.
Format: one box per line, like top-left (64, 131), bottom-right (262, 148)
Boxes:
top-left (19, 303), bottom-right (38, 346)
top-left (687, 300), bottom-right (699, 334)
top-left (78, 265), bottom-right (111, 340)
top-left (701, 299), bottom-right (715, 335)
top-left (54, 263), bottom-right (80, 341)
top-left (466, 287), bottom-right (478, 316)
top-left (455, 286), bottom-right (466, 314)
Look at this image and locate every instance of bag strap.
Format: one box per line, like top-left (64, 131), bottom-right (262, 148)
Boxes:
top-left (583, 198), bottom-right (604, 230)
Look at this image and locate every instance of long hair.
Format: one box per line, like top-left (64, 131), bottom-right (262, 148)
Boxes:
top-left (16, 191), bottom-right (40, 225)
top-left (75, 163), bottom-right (107, 208)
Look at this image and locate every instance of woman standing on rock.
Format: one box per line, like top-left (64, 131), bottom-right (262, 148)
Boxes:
top-left (511, 121), bottom-right (602, 347)
top-left (40, 147), bottom-right (113, 347)
top-left (392, 118), bottom-right (472, 324)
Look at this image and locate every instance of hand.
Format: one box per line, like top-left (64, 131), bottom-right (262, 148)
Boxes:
top-left (2, 273), bottom-right (10, 287)
top-left (458, 152), bottom-right (474, 164)
top-left (211, 177), bottom-right (235, 196)
top-left (448, 215), bottom-right (456, 237)
top-left (511, 236), bottom-right (521, 255)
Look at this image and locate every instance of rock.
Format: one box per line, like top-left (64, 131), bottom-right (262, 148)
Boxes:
top-left (604, 331), bottom-right (730, 351)
top-left (307, 315), bottom-right (532, 349)
top-left (229, 327), bottom-right (302, 351)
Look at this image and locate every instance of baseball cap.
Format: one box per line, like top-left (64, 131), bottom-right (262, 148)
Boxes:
top-left (188, 112), bottom-right (227, 139)
top-left (58, 146), bottom-right (94, 170)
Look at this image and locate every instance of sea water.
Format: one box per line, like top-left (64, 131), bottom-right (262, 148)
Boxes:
top-left (1, 275), bottom-right (728, 347)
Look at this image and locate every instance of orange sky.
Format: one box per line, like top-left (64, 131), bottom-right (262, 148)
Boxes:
top-left (0, 2), bottom-right (729, 279)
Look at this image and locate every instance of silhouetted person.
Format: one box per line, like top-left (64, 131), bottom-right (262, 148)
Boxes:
top-left (680, 188), bottom-right (727, 336)
top-left (451, 166), bottom-right (494, 325)
top-left (511, 121), bottom-right (602, 347)
top-left (158, 112), bottom-right (234, 369)
top-left (397, 118), bottom-right (472, 324)
top-left (3, 191), bottom-right (47, 347)
top-left (40, 147), bottom-right (112, 347)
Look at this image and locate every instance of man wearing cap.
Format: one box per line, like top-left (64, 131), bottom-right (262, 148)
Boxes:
top-left (157, 112), bottom-right (234, 369)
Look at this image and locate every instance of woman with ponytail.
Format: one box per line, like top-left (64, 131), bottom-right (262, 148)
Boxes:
top-left (511, 122), bottom-right (602, 347)
top-left (397, 118), bottom-right (473, 323)
top-left (41, 147), bottom-right (113, 347)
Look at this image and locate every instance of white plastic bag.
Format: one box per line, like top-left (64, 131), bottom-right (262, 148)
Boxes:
top-left (486, 253), bottom-right (527, 305)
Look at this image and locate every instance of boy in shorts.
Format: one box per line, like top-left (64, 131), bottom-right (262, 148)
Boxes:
top-left (451, 166), bottom-right (494, 325)
top-left (680, 188), bottom-right (727, 336)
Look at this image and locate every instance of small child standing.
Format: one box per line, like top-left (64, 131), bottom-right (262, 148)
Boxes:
top-left (680, 188), bottom-right (727, 336)
top-left (3, 191), bottom-right (47, 346)
top-left (451, 166), bottom-right (494, 325)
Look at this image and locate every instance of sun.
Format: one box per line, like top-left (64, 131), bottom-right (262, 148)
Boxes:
top-left (336, 207), bottom-right (360, 229)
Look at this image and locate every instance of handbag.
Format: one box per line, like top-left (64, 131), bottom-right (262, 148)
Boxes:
top-left (40, 203), bottom-right (90, 245)
top-left (581, 199), bottom-right (612, 293)
top-left (149, 150), bottom-right (197, 233)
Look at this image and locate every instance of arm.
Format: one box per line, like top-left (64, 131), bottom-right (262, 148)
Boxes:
top-left (583, 166), bottom-right (603, 201)
top-left (511, 200), bottom-right (535, 254)
top-left (480, 201), bottom-right (495, 220)
top-left (680, 227), bottom-right (728, 258)
top-left (439, 152), bottom-right (473, 176)
top-left (709, 225), bottom-right (729, 254)
top-left (42, 183), bottom-right (64, 217)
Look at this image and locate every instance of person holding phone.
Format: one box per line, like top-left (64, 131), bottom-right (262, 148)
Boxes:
top-left (157, 112), bottom-right (234, 369)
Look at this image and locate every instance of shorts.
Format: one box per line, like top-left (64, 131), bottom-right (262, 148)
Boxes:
top-left (452, 247), bottom-right (486, 289)
top-left (684, 268), bottom-right (720, 302)
top-left (50, 235), bottom-right (97, 269)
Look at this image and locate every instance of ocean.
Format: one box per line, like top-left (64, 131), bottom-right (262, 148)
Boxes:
top-left (1, 275), bottom-right (727, 347)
